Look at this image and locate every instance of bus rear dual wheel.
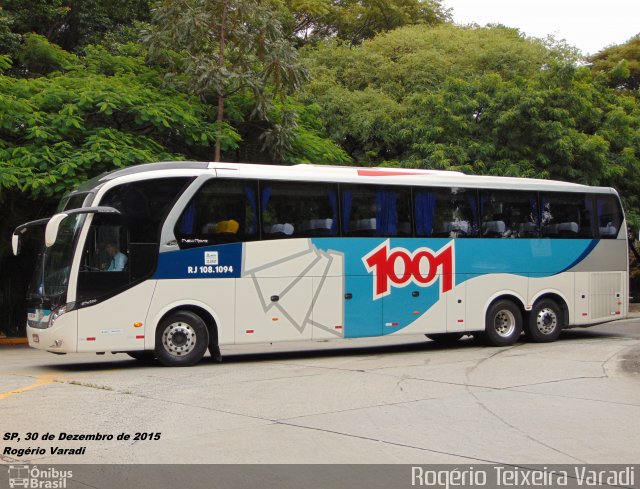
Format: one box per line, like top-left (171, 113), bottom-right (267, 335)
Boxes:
top-left (481, 299), bottom-right (563, 346)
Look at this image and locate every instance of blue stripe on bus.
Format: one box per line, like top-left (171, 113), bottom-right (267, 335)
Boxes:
top-left (153, 243), bottom-right (242, 279)
top-left (558, 239), bottom-right (599, 273)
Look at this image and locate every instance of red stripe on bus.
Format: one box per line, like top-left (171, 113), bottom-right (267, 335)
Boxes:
top-left (357, 169), bottom-right (427, 177)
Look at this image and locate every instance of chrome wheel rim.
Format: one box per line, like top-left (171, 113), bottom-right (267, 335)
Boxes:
top-left (162, 322), bottom-right (197, 356)
top-left (493, 309), bottom-right (516, 337)
top-left (536, 308), bottom-right (558, 335)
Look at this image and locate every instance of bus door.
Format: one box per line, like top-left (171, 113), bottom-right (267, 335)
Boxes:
top-left (75, 217), bottom-right (157, 352)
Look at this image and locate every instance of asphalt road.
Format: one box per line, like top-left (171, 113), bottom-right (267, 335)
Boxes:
top-left (1, 319), bottom-right (639, 465)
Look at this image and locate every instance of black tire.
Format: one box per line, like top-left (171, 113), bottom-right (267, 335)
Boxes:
top-left (426, 333), bottom-right (465, 343)
top-left (154, 311), bottom-right (209, 367)
top-left (526, 299), bottom-right (563, 343)
top-left (483, 299), bottom-right (523, 346)
top-left (126, 351), bottom-right (156, 362)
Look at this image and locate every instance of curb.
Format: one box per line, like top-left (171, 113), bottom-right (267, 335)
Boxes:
top-left (0, 337), bottom-right (28, 345)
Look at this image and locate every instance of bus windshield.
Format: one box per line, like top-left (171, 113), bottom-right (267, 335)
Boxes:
top-left (28, 213), bottom-right (85, 306)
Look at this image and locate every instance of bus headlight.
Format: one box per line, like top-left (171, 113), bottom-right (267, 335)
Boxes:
top-left (49, 305), bottom-right (68, 328)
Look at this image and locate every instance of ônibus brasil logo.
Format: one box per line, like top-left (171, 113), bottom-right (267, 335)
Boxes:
top-left (8, 465), bottom-right (72, 488)
top-left (363, 240), bottom-right (455, 300)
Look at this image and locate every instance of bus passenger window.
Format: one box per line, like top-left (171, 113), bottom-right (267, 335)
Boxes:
top-left (342, 185), bottom-right (412, 237)
top-left (480, 190), bottom-right (538, 238)
top-left (420, 188), bottom-right (478, 238)
top-left (595, 195), bottom-right (622, 239)
top-left (541, 193), bottom-right (594, 238)
top-left (175, 179), bottom-right (258, 248)
top-left (261, 182), bottom-right (338, 239)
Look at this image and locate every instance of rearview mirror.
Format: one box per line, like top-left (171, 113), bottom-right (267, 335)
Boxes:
top-left (11, 217), bottom-right (51, 256)
top-left (11, 234), bottom-right (19, 256)
top-left (45, 213), bottom-right (68, 248)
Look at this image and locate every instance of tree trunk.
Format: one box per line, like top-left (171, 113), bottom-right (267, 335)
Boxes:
top-left (214, 0), bottom-right (228, 162)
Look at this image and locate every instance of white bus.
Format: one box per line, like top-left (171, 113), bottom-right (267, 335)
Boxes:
top-left (12, 162), bottom-right (628, 366)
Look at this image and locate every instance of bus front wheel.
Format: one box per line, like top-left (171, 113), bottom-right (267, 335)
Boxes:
top-left (482, 300), bottom-right (523, 347)
top-left (155, 311), bottom-right (209, 367)
top-left (525, 299), bottom-right (563, 343)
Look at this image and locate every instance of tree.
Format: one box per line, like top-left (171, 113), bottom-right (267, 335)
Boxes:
top-left (146, 0), bottom-right (307, 162)
top-left (0, 38), bottom-right (224, 207)
top-left (590, 35), bottom-right (640, 91)
top-left (287, 0), bottom-right (451, 45)
top-left (1, 0), bottom-right (152, 52)
top-left (300, 24), bottom-right (569, 163)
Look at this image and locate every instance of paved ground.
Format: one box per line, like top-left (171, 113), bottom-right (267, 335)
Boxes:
top-left (1, 319), bottom-right (639, 465)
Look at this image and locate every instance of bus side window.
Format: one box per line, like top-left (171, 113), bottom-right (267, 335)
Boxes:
top-left (595, 195), bottom-right (622, 239)
top-left (541, 192), bottom-right (594, 238)
top-left (480, 190), bottom-right (538, 238)
top-left (261, 181), bottom-right (338, 239)
top-left (341, 185), bottom-right (412, 237)
top-left (428, 188), bottom-right (478, 238)
top-left (175, 179), bottom-right (258, 248)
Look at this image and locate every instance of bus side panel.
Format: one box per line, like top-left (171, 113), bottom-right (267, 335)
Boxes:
top-left (379, 290), bottom-right (447, 336)
top-left (528, 273), bottom-right (574, 321)
top-left (344, 276), bottom-right (383, 337)
top-left (574, 272), bottom-right (590, 324)
top-left (76, 281), bottom-right (157, 352)
top-left (310, 249), bottom-right (345, 340)
top-left (588, 271), bottom-right (625, 321)
top-left (573, 271), bottom-right (626, 324)
top-left (235, 276), bottom-right (313, 343)
top-left (446, 277), bottom-right (466, 333)
top-left (311, 253), bottom-right (346, 340)
top-left (382, 283), bottom-right (428, 334)
top-left (237, 239), bottom-right (327, 343)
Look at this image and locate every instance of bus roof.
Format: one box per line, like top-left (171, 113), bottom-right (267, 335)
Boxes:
top-left (75, 161), bottom-right (618, 195)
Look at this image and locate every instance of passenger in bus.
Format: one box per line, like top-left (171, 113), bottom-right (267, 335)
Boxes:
top-left (104, 241), bottom-right (128, 271)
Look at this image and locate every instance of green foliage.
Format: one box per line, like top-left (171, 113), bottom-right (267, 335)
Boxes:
top-left (590, 35), bottom-right (640, 91)
top-left (0, 7), bottom-right (21, 58)
top-left (2, 0), bottom-right (152, 52)
top-left (287, 0), bottom-right (451, 45)
top-left (17, 33), bottom-right (78, 75)
top-left (0, 55), bottom-right (11, 72)
top-left (146, 0), bottom-right (308, 160)
top-left (0, 40), bottom-right (224, 199)
top-left (259, 99), bottom-right (351, 163)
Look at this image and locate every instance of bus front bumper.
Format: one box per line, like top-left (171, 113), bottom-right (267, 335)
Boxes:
top-left (27, 310), bottom-right (78, 353)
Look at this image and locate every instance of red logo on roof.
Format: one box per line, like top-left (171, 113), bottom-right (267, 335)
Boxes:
top-left (356, 169), bottom-right (431, 177)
